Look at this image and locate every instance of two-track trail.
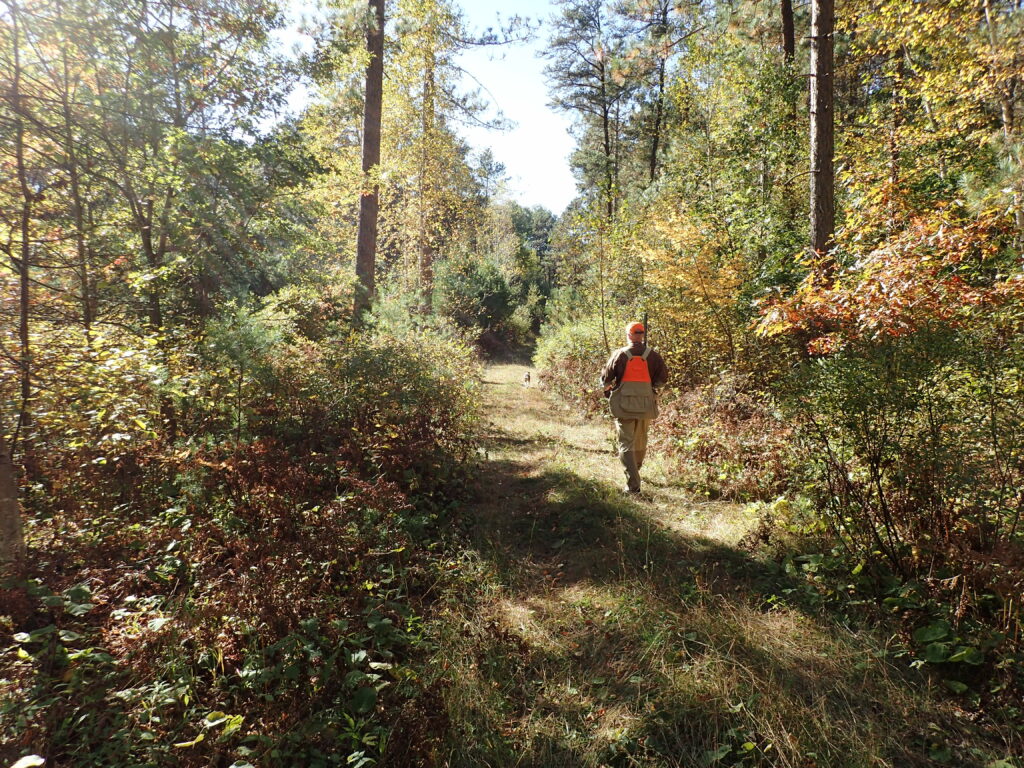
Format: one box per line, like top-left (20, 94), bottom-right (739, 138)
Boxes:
top-left (409, 364), bottom-right (992, 768)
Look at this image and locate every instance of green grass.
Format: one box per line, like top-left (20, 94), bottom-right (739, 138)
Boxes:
top-left (400, 364), bottom-right (1023, 768)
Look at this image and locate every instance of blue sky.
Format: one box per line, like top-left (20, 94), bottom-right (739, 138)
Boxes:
top-left (454, 1), bottom-right (578, 214)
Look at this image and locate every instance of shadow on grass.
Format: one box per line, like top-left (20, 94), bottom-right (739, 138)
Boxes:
top-left (406, 448), bottom-right (1002, 768)
top-left (468, 457), bottom-right (780, 597)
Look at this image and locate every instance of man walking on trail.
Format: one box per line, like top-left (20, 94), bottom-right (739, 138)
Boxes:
top-left (601, 322), bottom-right (669, 494)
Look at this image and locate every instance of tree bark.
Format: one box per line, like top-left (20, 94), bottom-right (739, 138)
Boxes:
top-left (596, 5), bottom-right (615, 223)
top-left (419, 51), bottom-right (435, 313)
top-left (601, 94), bottom-right (614, 222)
top-left (0, 426), bottom-right (24, 575)
top-left (781, 0), bottom-right (795, 62)
top-left (354, 0), bottom-right (385, 320)
top-left (649, 55), bottom-right (666, 183)
top-left (982, 0), bottom-right (1015, 139)
top-left (57, 9), bottom-right (95, 347)
top-left (780, 0), bottom-right (800, 235)
top-left (646, 1), bottom-right (671, 183)
top-left (8, 0), bottom-right (35, 472)
top-left (809, 0), bottom-right (835, 257)
top-left (981, 0), bottom-right (1023, 237)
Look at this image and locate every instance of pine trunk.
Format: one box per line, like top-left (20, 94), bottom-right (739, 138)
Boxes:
top-left (10, 1), bottom-right (35, 476)
top-left (59, 23), bottom-right (94, 347)
top-left (982, 0), bottom-right (1023, 237)
top-left (419, 52), bottom-right (435, 313)
top-left (648, 1), bottom-right (669, 183)
top-left (0, 429), bottom-right (25, 576)
top-left (809, 0), bottom-right (835, 257)
top-left (781, 0), bottom-right (795, 62)
top-left (354, 0), bottom-right (385, 320)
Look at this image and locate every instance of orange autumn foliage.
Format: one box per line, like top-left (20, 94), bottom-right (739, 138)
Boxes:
top-left (758, 211), bottom-right (1024, 354)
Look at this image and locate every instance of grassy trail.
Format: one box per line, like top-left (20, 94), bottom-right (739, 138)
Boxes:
top-left (408, 364), bottom-right (1000, 768)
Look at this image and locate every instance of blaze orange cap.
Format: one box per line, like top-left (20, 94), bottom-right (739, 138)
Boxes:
top-left (627, 322), bottom-right (645, 334)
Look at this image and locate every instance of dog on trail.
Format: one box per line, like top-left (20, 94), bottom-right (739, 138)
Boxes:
top-left (522, 371), bottom-right (531, 387)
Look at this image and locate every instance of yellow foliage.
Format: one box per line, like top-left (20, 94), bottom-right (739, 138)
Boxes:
top-left (613, 196), bottom-right (752, 383)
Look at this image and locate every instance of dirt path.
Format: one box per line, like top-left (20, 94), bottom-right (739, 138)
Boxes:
top-left (468, 364), bottom-right (750, 587)
top-left (414, 364), bottom-right (991, 768)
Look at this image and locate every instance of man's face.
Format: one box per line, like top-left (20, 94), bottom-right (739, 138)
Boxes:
top-left (628, 330), bottom-right (645, 344)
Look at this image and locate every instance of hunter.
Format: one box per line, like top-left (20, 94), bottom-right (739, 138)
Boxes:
top-left (600, 322), bottom-right (669, 494)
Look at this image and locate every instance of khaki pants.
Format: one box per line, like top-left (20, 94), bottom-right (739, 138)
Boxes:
top-left (615, 418), bottom-right (650, 492)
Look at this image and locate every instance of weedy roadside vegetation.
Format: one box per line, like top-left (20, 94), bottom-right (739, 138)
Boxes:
top-left (532, 315), bottom-right (1024, 765)
top-left (1, 297), bottom-right (479, 767)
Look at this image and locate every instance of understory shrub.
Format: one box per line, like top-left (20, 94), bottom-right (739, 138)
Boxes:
top-left (204, 300), bottom-right (479, 494)
top-left (533, 316), bottom-right (609, 413)
top-left (2, 299), bottom-right (480, 767)
top-left (658, 373), bottom-right (797, 501)
top-left (791, 324), bottom-right (1024, 671)
top-left (434, 256), bottom-right (543, 350)
top-left (2, 440), bottom-right (436, 767)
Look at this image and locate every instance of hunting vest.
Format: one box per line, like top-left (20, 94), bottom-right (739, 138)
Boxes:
top-left (609, 347), bottom-right (659, 419)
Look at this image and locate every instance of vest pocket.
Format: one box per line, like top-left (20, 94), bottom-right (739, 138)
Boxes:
top-left (621, 394), bottom-right (652, 413)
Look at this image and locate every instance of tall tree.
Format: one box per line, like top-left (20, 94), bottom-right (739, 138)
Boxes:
top-left (54, 1), bottom-right (96, 346)
top-left (781, 0), bottom-right (795, 62)
top-left (544, 0), bottom-right (631, 222)
top-left (616, 0), bottom-right (693, 184)
top-left (373, 0), bottom-right (494, 303)
top-left (419, 44), bottom-right (437, 312)
top-left (354, 0), bottom-right (385, 319)
top-left (644, 0), bottom-right (670, 183)
top-left (1, 0), bottom-right (38, 476)
top-left (473, 148), bottom-right (507, 204)
top-left (0, 421), bottom-right (23, 575)
top-left (980, 0), bottom-right (1023, 235)
top-left (809, 0), bottom-right (835, 257)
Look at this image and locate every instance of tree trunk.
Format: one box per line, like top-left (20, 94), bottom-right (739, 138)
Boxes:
top-left (981, 0), bottom-right (1023, 237)
top-left (354, 0), bottom-right (385, 320)
top-left (647, 1), bottom-right (670, 184)
top-left (601, 95), bottom-right (614, 222)
top-left (9, 0), bottom-right (35, 473)
top-left (612, 100), bottom-right (622, 200)
top-left (809, 0), bottom-right (835, 257)
top-left (780, 0), bottom-right (800, 236)
top-left (982, 0), bottom-right (1015, 139)
top-left (136, 194), bottom-right (178, 438)
top-left (58, 11), bottom-right (94, 347)
top-left (887, 55), bottom-right (906, 234)
top-left (136, 196), bottom-right (167, 332)
top-left (419, 51), bottom-right (435, 313)
top-left (781, 0), bottom-right (795, 62)
top-left (0, 428), bottom-right (24, 576)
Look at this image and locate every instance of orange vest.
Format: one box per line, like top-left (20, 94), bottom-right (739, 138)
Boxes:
top-left (622, 354), bottom-right (651, 383)
top-left (609, 347), bottom-right (659, 419)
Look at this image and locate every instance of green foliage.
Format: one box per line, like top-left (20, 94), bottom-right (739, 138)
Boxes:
top-left (792, 323), bottom-right (1024, 573)
top-left (258, 331), bottom-right (476, 491)
top-left (533, 315), bottom-right (609, 414)
top-left (3, 451), bottom-right (436, 766)
top-left (436, 258), bottom-right (516, 332)
top-left (658, 378), bottom-right (799, 502)
top-left (3, 290), bottom-right (480, 765)
top-left (775, 321), bottom-right (1024, 706)
top-left (433, 199), bottom-right (557, 349)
